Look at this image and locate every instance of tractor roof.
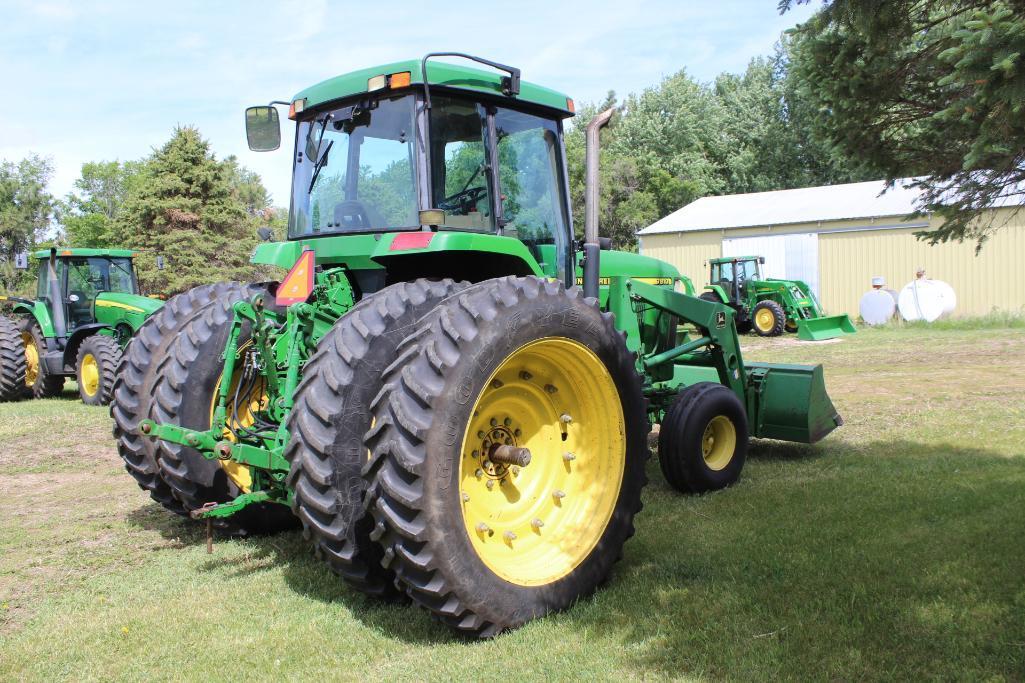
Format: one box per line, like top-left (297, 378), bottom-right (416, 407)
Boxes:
top-left (33, 248), bottom-right (135, 259)
top-left (710, 255), bottom-right (761, 264)
top-left (293, 59), bottom-right (574, 117)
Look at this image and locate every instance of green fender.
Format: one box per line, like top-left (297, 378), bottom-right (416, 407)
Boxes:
top-left (13, 300), bottom-right (55, 337)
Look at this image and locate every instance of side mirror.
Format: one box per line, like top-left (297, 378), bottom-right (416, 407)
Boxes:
top-left (598, 237), bottom-right (612, 251)
top-left (257, 227), bottom-right (273, 242)
top-left (245, 106), bottom-right (281, 152)
top-left (759, 256), bottom-right (766, 264)
top-left (156, 255), bottom-right (165, 270)
top-left (14, 252), bottom-right (28, 270)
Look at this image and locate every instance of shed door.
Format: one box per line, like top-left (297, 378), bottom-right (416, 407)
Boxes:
top-left (721, 233), bottom-right (819, 297)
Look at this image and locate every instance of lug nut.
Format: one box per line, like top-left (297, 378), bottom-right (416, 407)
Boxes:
top-left (563, 452), bottom-right (576, 462)
top-left (560, 414), bottom-right (573, 424)
top-left (475, 468), bottom-right (484, 479)
top-left (553, 489), bottom-right (566, 500)
top-left (531, 518), bottom-right (544, 530)
top-left (503, 531), bottom-right (517, 542)
top-left (504, 417), bottom-right (512, 427)
top-left (491, 379), bottom-right (503, 389)
top-left (477, 430), bottom-right (486, 439)
top-left (472, 449), bottom-right (480, 458)
top-left (486, 480), bottom-right (495, 490)
top-left (544, 384), bottom-right (558, 394)
top-left (490, 418), bottom-right (498, 427)
top-left (476, 523), bottom-right (490, 534)
top-left (510, 465), bottom-right (520, 476)
top-left (462, 493), bottom-right (470, 502)
top-left (519, 370), bottom-right (532, 380)
top-left (514, 429), bottom-right (522, 437)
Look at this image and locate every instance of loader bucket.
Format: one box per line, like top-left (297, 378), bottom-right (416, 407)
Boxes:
top-left (745, 362), bottom-right (842, 444)
top-left (796, 314), bottom-right (856, 341)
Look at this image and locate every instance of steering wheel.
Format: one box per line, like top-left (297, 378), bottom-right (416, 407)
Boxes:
top-left (438, 186), bottom-right (487, 215)
top-left (332, 200), bottom-right (371, 230)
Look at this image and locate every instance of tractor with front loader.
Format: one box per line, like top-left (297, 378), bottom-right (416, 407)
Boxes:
top-left (115, 54), bottom-right (842, 637)
top-left (0, 248), bottom-right (163, 405)
top-left (701, 255), bottom-right (856, 340)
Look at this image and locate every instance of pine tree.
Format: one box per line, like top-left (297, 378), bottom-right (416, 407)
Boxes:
top-left (112, 127), bottom-right (261, 294)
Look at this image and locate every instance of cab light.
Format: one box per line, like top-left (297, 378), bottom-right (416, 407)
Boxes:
top-left (566, 98), bottom-right (575, 113)
top-left (389, 71), bottom-right (411, 89)
top-left (275, 249), bottom-right (315, 306)
top-left (390, 232), bottom-right (435, 251)
top-left (61, 250), bottom-right (73, 256)
top-left (288, 98), bottom-right (306, 121)
top-left (368, 74), bottom-right (387, 91)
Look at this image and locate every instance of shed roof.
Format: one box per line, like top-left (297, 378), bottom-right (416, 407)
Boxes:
top-left (637, 179), bottom-right (925, 235)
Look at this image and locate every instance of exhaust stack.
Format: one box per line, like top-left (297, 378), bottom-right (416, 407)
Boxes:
top-left (582, 108), bottom-right (614, 300)
top-left (47, 248), bottom-right (67, 339)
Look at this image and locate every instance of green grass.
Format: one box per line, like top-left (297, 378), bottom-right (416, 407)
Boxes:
top-left (2, 326), bottom-right (1024, 681)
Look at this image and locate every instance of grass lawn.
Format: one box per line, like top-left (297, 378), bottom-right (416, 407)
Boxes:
top-left (1, 325), bottom-right (1023, 681)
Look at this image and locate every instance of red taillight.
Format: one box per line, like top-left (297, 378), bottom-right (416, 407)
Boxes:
top-left (275, 249), bottom-right (315, 306)
top-left (389, 232), bottom-right (435, 251)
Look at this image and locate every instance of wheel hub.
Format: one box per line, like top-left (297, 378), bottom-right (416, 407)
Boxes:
top-left (458, 337), bottom-right (625, 587)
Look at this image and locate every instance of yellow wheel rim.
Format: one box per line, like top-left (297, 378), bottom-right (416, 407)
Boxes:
top-left (755, 308), bottom-right (776, 332)
top-left (22, 331), bottom-right (38, 387)
top-left (209, 342), bottom-right (265, 492)
top-left (459, 337), bottom-right (626, 587)
top-left (701, 415), bottom-right (737, 471)
top-left (80, 353), bottom-right (100, 397)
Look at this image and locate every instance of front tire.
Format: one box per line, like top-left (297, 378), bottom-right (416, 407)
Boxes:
top-left (286, 278), bottom-right (466, 599)
top-left (657, 382), bottom-right (748, 493)
top-left (0, 315), bottom-right (26, 402)
top-left (76, 335), bottom-right (120, 405)
top-left (365, 277), bottom-right (648, 636)
top-left (752, 300), bottom-right (785, 337)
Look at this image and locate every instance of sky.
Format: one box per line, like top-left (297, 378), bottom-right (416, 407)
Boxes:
top-left (0, 0), bottom-right (819, 207)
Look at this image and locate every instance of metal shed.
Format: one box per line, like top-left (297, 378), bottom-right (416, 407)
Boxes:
top-left (637, 179), bottom-right (1025, 318)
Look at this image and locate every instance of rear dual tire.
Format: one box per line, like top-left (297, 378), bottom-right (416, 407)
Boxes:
top-left (364, 276), bottom-right (649, 637)
top-left (0, 315), bottom-right (26, 402)
top-left (285, 279), bottom-right (466, 599)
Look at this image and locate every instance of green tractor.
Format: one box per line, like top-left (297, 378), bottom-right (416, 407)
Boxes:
top-left (701, 255), bottom-right (856, 341)
top-left (116, 54), bottom-right (842, 636)
top-left (0, 248), bottom-right (163, 405)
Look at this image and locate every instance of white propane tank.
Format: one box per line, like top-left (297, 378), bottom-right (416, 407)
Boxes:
top-left (860, 290), bottom-right (897, 325)
top-left (932, 279), bottom-right (957, 315)
top-left (860, 276), bottom-right (897, 325)
top-left (898, 278), bottom-right (946, 322)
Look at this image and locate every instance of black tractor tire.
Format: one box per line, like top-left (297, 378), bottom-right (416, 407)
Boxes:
top-left (113, 284), bottom-right (234, 516)
top-left (153, 282), bottom-right (296, 535)
top-left (0, 315), bottom-right (26, 403)
top-left (76, 334), bottom-right (121, 406)
top-left (20, 319), bottom-right (64, 398)
top-left (699, 291), bottom-right (751, 334)
top-left (285, 278), bottom-right (466, 600)
top-left (658, 381), bottom-right (748, 493)
top-left (364, 276), bottom-right (649, 637)
top-left (752, 300), bottom-right (785, 337)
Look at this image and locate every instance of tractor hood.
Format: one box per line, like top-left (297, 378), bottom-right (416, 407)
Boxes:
top-left (94, 292), bottom-right (164, 331)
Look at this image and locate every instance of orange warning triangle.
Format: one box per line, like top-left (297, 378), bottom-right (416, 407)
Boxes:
top-left (275, 249), bottom-right (315, 306)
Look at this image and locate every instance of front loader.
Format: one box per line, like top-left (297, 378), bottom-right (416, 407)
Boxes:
top-left (702, 255), bottom-right (856, 341)
top-left (0, 248), bottom-right (163, 404)
top-left (115, 53), bottom-right (842, 637)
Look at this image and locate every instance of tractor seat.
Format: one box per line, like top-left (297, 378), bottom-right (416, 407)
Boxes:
top-left (67, 291), bottom-right (93, 328)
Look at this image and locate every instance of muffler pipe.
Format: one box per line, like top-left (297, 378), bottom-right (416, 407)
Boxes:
top-left (47, 248), bottom-right (67, 340)
top-left (583, 108), bottom-right (614, 300)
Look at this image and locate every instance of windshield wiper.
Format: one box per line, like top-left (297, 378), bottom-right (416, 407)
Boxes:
top-left (307, 140), bottom-right (334, 194)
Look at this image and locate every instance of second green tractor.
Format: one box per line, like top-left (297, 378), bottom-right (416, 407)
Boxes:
top-left (701, 255), bottom-right (856, 341)
top-left (0, 249), bottom-right (163, 405)
top-left (116, 54), bottom-right (842, 637)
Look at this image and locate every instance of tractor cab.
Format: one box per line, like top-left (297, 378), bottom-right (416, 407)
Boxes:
top-left (246, 54), bottom-right (579, 286)
top-left (35, 250), bottom-right (140, 332)
top-left (709, 255), bottom-right (763, 304)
